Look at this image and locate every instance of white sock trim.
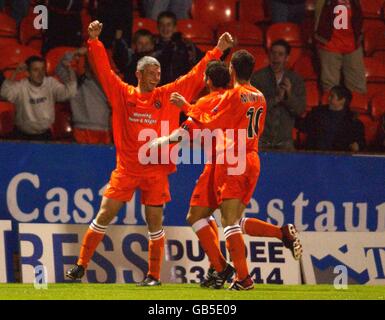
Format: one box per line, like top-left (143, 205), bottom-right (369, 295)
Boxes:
top-left (192, 218), bottom-right (209, 233)
top-left (90, 219), bottom-right (107, 234)
top-left (148, 229), bottom-right (165, 241)
top-left (224, 225), bottom-right (242, 239)
top-left (239, 217), bottom-right (248, 234)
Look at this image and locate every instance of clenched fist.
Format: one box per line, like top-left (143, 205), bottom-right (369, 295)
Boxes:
top-left (216, 32), bottom-right (234, 52)
top-left (88, 20), bottom-right (103, 40)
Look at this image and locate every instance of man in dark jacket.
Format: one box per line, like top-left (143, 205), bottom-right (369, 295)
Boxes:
top-left (251, 39), bottom-right (306, 150)
top-left (154, 11), bottom-right (204, 86)
top-left (298, 85), bottom-right (365, 152)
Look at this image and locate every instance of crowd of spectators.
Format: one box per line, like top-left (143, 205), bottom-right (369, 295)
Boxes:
top-left (0, 0), bottom-right (384, 153)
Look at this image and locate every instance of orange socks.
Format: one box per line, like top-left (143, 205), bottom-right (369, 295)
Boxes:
top-left (224, 225), bottom-right (249, 281)
top-left (148, 229), bottom-right (165, 281)
top-left (193, 219), bottom-right (227, 272)
top-left (240, 217), bottom-right (283, 239)
top-left (77, 219), bottom-right (106, 268)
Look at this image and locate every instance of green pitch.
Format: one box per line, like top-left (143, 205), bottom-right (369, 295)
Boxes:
top-left (0, 284), bottom-right (384, 300)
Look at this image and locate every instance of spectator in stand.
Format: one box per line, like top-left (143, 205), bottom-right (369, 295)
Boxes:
top-left (251, 39), bottom-right (306, 151)
top-left (154, 11), bottom-right (204, 86)
top-left (143, 0), bottom-right (192, 20)
top-left (89, 0), bottom-right (133, 49)
top-left (114, 29), bottom-right (156, 86)
top-left (0, 0), bottom-right (30, 24)
top-left (298, 86), bottom-right (365, 152)
top-left (0, 55), bottom-right (77, 140)
top-left (42, 0), bottom-right (83, 54)
top-left (56, 48), bottom-right (112, 144)
top-left (315, 0), bottom-right (366, 94)
top-left (270, 0), bottom-right (306, 24)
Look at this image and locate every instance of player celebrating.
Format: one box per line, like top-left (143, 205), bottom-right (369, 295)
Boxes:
top-left (65, 20), bottom-right (234, 286)
top-left (152, 58), bottom-right (303, 290)
top-left (187, 50), bottom-right (303, 290)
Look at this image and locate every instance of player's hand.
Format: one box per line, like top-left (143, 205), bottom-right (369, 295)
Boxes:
top-left (149, 136), bottom-right (169, 149)
top-left (216, 32), bottom-right (234, 52)
top-left (170, 92), bottom-right (187, 108)
top-left (88, 20), bottom-right (103, 40)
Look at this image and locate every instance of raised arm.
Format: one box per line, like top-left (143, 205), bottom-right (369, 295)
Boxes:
top-left (162, 33), bottom-right (234, 102)
top-left (87, 20), bottom-right (129, 108)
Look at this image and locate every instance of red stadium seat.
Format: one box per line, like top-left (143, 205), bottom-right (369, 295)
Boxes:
top-left (132, 18), bottom-right (158, 34)
top-left (266, 23), bottom-right (304, 49)
top-left (364, 57), bottom-right (385, 82)
top-left (0, 43), bottom-right (41, 70)
top-left (305, 81), bottom-right (320, 111)
top-left (238, 0), bottom-right (266, 24)
top-left (358, 114), bottom-right (382, 147)
top-left (0, 37), bottom-right (19, 48)
top-left (51, 103), bottom-right (73, 140)
top-left (19, 14), bottom-right (43, 52)
top-left (224, 47), bottom-right (268, 71)
top-left (217, 22), bottom-right (263, 46)
top-left (292, 51), bottom-right (318, 80)
top-left (350, 92), bottom-right (369, 114)
top-left (178, 19), bottom-right (214, 44)
top-left (373, 51), bottom-right (385, 64)
top-left (191, 0), bottom-right (237, 29)
top-left (362, 18), bottom-right (384, 33)
top-left (0, 12), bottom-right (17, 37)
top-left (371, 92), bottom-right (385, 118)
top-left (360, 0), bottom-right (384, 18)
top-left (367, 83), bottom-right (385, 99)
top-left (0, 101), bottom-right (15, 136)
top-left (249, 47), bottom-right (269, 71)
top-left (364, 25), bottom-right (385, 56)
top-left (45, 47), bottom-right (79, 76)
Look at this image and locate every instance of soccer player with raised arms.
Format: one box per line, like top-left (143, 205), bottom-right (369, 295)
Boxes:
top-left (65, 20), bottom-right (234, 286)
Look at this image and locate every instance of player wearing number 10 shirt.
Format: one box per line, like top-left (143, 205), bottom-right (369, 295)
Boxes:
top-left (183, 50), bottom-right (303, 290)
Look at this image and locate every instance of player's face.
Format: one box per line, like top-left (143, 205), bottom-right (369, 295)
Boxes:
top-left (135, 36), bottom-right (154, 54)
top-left (138, 64), bottom-right (161, 92)
top-left (158, 17), bottom-right (176, 41)
top-left (269, 45), bottom-right (288, 73)
top-left (28, 61), bottom-right (45, 86)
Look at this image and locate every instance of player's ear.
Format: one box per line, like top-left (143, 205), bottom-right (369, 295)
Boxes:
top-left (135, 70), bottom-right (141, 80)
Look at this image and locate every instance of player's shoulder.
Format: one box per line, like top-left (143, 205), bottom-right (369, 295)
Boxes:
top-left (232, 85), bottom-right (265, 104)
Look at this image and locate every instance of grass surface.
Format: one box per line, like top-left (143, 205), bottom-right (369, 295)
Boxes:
top-left (0, 284), bottom-right (384, 300)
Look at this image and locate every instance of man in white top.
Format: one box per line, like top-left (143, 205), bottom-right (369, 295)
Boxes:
top-left (0, 55), bottom-right (77, 140)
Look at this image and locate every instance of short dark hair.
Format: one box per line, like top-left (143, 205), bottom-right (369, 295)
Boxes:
top-left (157, 11), bottom-right (177, 25)
top-left (25, 56), bottom-right (45, 70)
top-left (205, 60), bottom-right (230, 89)
top-left (331, 85), bottom-right (353, 109)
top-left (230, 50), bottom-right (255, 81)
top-left (271, 39), bottom-right (291, 55)
top-left (133, 28), bottom-right (154, 45)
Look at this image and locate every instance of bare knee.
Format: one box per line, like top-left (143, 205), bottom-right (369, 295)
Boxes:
top-left (95, 208), bottom-right (115, 226)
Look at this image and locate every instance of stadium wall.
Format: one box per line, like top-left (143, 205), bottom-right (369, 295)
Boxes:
top-left (0, 142), bottom-right (384, 284)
